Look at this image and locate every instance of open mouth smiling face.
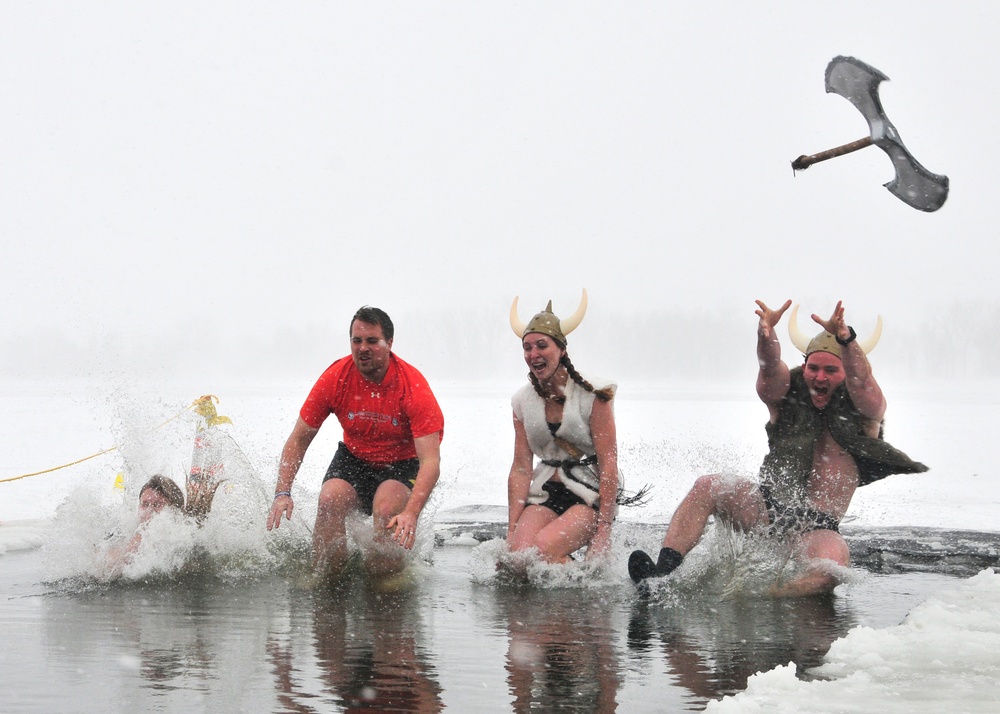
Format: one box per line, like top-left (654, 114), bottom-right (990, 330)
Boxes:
top-left (804, 352), bottom-right (846, 408)
top-left (523, 333), bottom-right (565, 382)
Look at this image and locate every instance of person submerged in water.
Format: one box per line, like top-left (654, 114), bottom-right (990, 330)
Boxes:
top-left (628, 300), bottom-right (927, 596)
top-left (505, 290), bottom-right (621, 565)
top-left (101, 395), bottom-right (233, 577)
top-left (104, 473), bottom-right (224, 576)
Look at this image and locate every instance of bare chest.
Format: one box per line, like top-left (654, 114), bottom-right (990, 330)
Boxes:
top-left (812, 429), bottom-right (858, 480)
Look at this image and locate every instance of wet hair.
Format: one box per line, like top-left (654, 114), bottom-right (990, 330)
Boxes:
top-left (139, 475), bottom-right (185, 510)
top-left (350, 306), bottom-right (394, 342)
top-left (528, 354), bottom-right (614, 404)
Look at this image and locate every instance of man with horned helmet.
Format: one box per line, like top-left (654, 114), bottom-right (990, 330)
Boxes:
top-left (506, 289), bottom-right (622, 565)
top-left (266, 306), bottom-right (444, 581)
top-left (628, 300), bottom-right (926, 596)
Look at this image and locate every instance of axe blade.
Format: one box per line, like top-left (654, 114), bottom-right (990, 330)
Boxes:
top-left (825, 55), bottom-right (949, 212)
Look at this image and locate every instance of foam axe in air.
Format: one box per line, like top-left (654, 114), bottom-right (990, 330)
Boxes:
top-left (791, 55), bottom-right (949, 212)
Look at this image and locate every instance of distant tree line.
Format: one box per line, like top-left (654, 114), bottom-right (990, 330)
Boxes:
top-left (3, 302), bottom-right (998, 384)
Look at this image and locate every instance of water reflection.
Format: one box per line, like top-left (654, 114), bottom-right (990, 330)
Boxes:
top-left (483, 586), bottom-right (621, 712)
top-left (626, 593), bottom-right (856, 709)
top-left (40, 577), bottom-right (277, 710)
top-left (268, 578), bottom-right (444, 712)
top-left (23, 548), bottom-right (910, 713)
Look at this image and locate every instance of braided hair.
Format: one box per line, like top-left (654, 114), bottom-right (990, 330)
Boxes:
top-left (528, 354), bottom-right (614, 404)
top-left (527, 352), bottom-right (648, 508)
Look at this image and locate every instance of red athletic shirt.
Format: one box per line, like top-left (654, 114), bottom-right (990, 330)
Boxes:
top-left (299, 353), bottom-right (444, 464)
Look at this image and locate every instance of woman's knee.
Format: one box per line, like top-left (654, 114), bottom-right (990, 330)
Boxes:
top-left (534, 509), bottom-right (595, 560)
top-left (509, 526), bottom-right (543, 553)
top-left (508, 507), bottom-right (554, 552)
top-left (508, 529), bottom-right (533, 552)
top-left (529, 529), bottom-right (570, 561)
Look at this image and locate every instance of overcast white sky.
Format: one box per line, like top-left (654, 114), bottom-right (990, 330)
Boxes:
top-left (2, 2), bottom-right (996, 383)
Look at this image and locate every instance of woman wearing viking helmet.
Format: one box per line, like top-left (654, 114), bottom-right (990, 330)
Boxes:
top-left (506, 289), bottom-right (620, 563)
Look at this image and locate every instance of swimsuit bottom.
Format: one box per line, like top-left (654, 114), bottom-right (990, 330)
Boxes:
top-left (324, 442), bottom-right (419, 516)
top-left (758, 483), bottom-right (841, 536)
top-left (537, 480), bottom-right (597, 517)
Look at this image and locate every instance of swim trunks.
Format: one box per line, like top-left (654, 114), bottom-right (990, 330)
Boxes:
top-left (323, 442), bottom-right (419, 515)
top-left (758, 484), bottom-right (840, 536)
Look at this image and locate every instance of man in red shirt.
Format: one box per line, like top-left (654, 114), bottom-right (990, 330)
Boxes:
top-left (266, 306), bottom-right (444, 580)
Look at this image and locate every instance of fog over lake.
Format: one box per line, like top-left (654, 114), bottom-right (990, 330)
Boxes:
top-left (2, 2), bottom-right (997, 392)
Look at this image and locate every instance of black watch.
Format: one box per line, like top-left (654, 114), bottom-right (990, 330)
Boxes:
top-left (835, 326), bottom-right (857, 346)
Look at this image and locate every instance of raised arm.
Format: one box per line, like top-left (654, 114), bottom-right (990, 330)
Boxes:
top-left (755, 299), bottom-right (792, 416)
top-left (811, 301), bottom-right (886, 422)
top-left (266, 417), bottom-right (319, 530)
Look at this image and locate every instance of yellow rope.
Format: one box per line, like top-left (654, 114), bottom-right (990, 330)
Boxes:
top-left (0, 446), bottom-right (121, 484)
top-left (0, 396), bottom-right (224, 485)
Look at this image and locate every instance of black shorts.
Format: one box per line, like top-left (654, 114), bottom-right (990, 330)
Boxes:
top-left (323, 442), bottom-right (419, 516)
top-left (538, 480), bottom-right (596, 517)
top-left (759, 484), bottom-right (840, 536)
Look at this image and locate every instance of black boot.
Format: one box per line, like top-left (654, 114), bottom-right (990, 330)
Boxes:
top-left (628, 547), bottom-right (683, 582)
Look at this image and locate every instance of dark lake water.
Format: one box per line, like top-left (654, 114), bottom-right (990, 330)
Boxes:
top-left (4, 521), bottom-right (996, 713)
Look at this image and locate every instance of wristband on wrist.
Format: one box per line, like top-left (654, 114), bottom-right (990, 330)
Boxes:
top-left (274, 491), bottom-right (291, 499)
top-left (835, 326), bottom-right (857, 346)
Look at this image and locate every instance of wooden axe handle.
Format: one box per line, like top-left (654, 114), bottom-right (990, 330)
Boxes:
top-left (791, 136), bottom-right (873, 171)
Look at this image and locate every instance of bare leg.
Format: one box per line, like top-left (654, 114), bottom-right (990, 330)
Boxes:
top-left (526, 505), bottom-right (598, 563)
top-left (509, 503), bottom-right (598, 564)
top-left (630, 475), bottom-right (767, 582)
top-left (770, 529), bottom-right (850, 598)
top-left (663, 475), bottom-right (767, 555)
top-left (313, 478), bottom-right (359, 577)
top-left (508, 505), bottom-right (559, 553)
top-left (365, 479), bottom-right (412, 578)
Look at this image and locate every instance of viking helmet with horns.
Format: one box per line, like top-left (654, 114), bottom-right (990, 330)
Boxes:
top-left (510, 289), bottom-right (588, 346)
top-left (787, 304), bottom-right (882, 359)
